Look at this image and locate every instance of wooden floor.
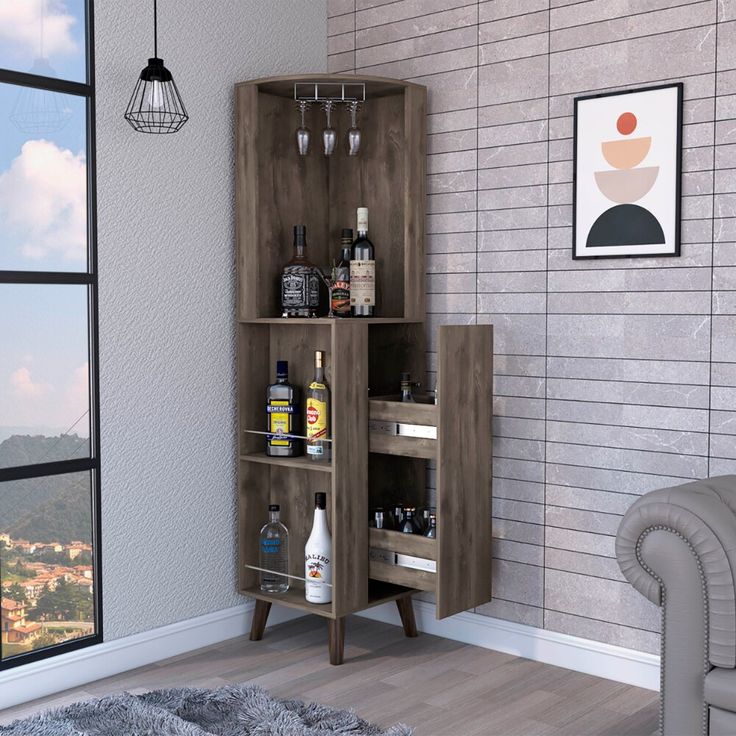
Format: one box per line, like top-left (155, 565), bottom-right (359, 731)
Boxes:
top-left (0, 615), bottom-right (658, 735)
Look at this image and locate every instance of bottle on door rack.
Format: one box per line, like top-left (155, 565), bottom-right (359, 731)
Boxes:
top-left (281, 224), bottom-right (320, 317)
top-left (331, 229), bottom-right (352, 317)
top-left (350, 207), bottom-right (375, 317)
top-left (400, 372), bottom-right (415, 403)
top-left (306, 351), bottom-right (331, 462)
top-left (266, 361), bottom-right (301, 457)
top-left (305, 492), bottom-right (332, 604)
top-left (259, 504), bottom-right (289, 593)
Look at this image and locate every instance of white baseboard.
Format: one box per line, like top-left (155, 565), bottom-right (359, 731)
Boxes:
top-left (0, 597), bottom-right (660, 711)
top-left (0, 600), bottom-right (302, 711)
top-left (357, 600), bottom-right (660, 691)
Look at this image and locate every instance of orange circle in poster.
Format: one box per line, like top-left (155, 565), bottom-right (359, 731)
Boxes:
top-left (617, 112), bottom-right (637, 135)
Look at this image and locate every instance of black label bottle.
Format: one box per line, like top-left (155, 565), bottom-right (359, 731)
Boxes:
top-left (281, 225), bottom-right (320, 317)
top-left (331, 229), bottom-right (352, 317)
top-left (350, 207), bottom-right (375, 317)
top-left (266, 360), bottom-right (302, 457)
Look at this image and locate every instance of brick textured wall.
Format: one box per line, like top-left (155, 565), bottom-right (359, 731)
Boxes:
top-left (328, 0), bottom-right (736, 654)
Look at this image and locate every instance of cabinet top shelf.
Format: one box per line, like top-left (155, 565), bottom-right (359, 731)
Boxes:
top-left (239, 317), bottom-right (424, 325)
top-left (236, 73), bottom-right (425, 99)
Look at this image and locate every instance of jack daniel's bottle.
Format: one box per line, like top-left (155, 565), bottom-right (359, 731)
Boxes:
top-left (281, 225), bottom-right (319, 317)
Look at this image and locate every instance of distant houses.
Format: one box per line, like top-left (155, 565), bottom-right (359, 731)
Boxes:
top-left (0, 598), bottom-right (41, 646)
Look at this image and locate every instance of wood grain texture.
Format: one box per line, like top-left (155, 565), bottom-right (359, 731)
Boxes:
top-left (249, 600), bottom-right (271, 641)
top-left (240, 452), bottom-right (333, 473)
top-left (235, 83), bottom-right (259, 320)
top-left (396, 597), bottom-right (418, 638)
top-left (0, 617), bottom-right (659, 736)
top-left (369, 560), bottom-right (436, 592)
top-left (369, 433), bottom-right (437, 460)
top-left (329, 94), bottom-right (405, 317)
top-left (436, 325), bottom-right (493, 619)
top-left (328, 617), bottom-right (345, 666)
top-left (369, 528), bottom-right (436, 560)
top-left (369, 397), bottom-right (437, 425)
top-left (240, 586), bottom-right (336, 619)
top-left (403, 84), bottom-right (426, 321)
top-left (331, 320), bottom-right (369, 618)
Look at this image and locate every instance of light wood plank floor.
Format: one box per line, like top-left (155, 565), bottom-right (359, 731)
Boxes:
top-left (0, 616), bottom-right (658, 735)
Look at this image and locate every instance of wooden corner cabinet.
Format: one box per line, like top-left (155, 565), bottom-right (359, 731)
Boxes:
top-left (235, 73), bottom-right (493, 664)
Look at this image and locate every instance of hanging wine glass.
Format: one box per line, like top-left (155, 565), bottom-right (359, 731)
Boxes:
top-left (322, 100), bottom-right (337, 156)
top-left (347, 101), bottom-right (361, 156)
top-left (296, 100), bottom-right (310, 156)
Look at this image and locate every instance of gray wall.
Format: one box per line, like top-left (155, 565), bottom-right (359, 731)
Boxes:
top-left (96, 1), bottom-right (327, 641)
top-left (329, 0), bottom-right (736, 654)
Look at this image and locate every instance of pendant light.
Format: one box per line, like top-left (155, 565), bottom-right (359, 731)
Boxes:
top-left (124, 0), bottom-right (188, 134)
top-left (10, 2), bottom-right (72, 135)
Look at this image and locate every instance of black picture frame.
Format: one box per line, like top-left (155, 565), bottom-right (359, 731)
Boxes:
top-left (572, 82), bottom-right (683, 261)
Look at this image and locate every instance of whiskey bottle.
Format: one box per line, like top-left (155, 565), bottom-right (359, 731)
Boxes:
top-left (281, 225), bottom-right (320, 317)
top-left (350, 207), bottom-right (375, 317)
top-left (331, 229), bottom-right (352, 317)
top-left (305, 492), bottom-right (332, 604)
top-left (306, 351), bottom-right (331, 462)
top-left (259, 504), bottom-right (289, 593)
top-left (400, 372), bottom-right (415, 403)
top-left (425, 514), bottom-right (437, 539)
top-left (392, 504), bottom-right (405, 530)
top-left (266, 360), bottom-right (302, 457)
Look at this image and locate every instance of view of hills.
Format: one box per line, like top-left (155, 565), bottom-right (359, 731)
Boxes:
top-left (0, 434), bottom-right (92, 545)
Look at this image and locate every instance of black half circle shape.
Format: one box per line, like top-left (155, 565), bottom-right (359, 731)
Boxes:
top-left (586, 204), bottom-right (666, 247)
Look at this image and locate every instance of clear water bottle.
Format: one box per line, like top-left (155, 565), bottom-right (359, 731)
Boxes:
top-left (259, 504), bottom-right (289, 593)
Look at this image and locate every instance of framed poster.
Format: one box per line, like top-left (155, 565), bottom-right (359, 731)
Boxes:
top-left (573, 83), bottom-right (683, 260)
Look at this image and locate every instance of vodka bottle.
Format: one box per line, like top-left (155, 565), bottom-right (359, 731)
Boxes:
top-left (259, 504), bottom-right (289, 593)
top-left (305, 492), bottom-right (332, 604)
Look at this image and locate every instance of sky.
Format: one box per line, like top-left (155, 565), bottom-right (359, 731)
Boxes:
top-left (0, 0), bottom-right (90, 440)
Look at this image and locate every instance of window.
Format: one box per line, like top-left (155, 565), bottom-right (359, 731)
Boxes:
top-left (0, 0), bottom-right (101, 669)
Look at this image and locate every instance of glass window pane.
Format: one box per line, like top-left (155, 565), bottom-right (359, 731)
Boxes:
top-left (0, 284), bottom-right (90, 468)
top-left (0, 471), bottom-right (96, 660)
top-left (0, 82), bottom-right (87, 272)
top-left (0, 1), bottom-right (87, 83)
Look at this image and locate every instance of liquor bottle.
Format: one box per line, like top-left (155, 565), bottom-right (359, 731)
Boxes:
top-left (400, 372), bottom-right (415, 403)
top-left (350, 207), bottom-right (375, 317)
top-left (305, 492), bottom-right (332, 603)
top-left (281, 225), bottom-right (320, 317)
top-left (266, 361), bottom-right (302, 457)
top-left (306, 351), bottom-right (331, 462)
top-left (259, 504), bottom-right (289, 593)
top-left (401, 506), bottom-right (417, 534)
top-left (392, 504), bottom-right (404, 530)
top-left (425, 514), bottom-right (437, 539)
top-left (331, 229), bottom-right (352, 317)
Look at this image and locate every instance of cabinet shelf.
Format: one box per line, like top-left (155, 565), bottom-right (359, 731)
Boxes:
top-left (240, 452), bottom-right (332, 473)
top-left (240, 579), bottom-right (416, 621)
top-left (369, 433), bottom-right (437, 460)
top-left (240, 317), bottom-right (424, 325)
top-left (241, 585), bottom-right (336, 619)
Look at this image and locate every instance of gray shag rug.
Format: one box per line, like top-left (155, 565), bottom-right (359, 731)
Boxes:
top-left (0, 684), bottom-right (412, 735)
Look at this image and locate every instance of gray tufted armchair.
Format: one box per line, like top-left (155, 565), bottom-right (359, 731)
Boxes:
top-left (616, 476), bottom-right (736, 736)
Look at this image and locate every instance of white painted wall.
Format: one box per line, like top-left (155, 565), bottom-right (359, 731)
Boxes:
top-left (95, 0), bottom-right (327, 641)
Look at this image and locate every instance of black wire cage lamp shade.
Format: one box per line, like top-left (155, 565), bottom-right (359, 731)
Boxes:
top-left (124, 0), bottom-right (188, 134)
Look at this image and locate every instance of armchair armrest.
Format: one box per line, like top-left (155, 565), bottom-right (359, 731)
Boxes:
top-left (616, 475), bottom-right (736, 668)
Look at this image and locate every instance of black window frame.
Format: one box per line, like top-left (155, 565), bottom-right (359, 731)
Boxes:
top-left (0, 0), bottom-right (102, 670)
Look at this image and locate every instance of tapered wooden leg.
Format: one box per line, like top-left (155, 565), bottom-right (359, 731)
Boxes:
top-left (249, 600), bottom-right (272, 641)
top-left (328, 617), bottom-right (345, 665)
top-left (396, 596), bottom-right (418, 637)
